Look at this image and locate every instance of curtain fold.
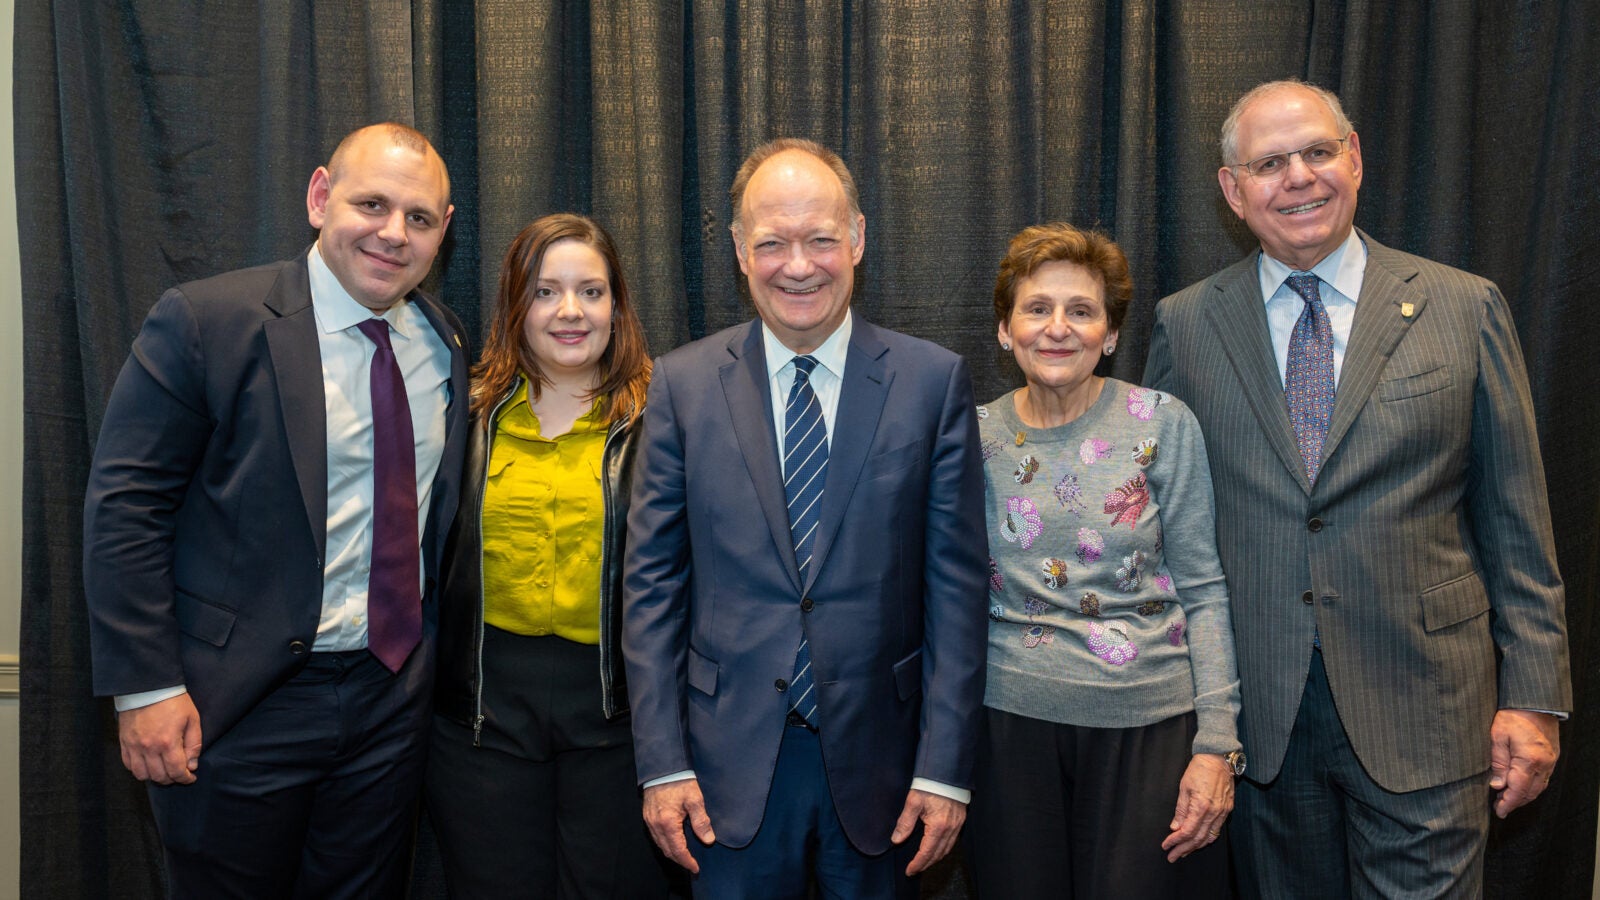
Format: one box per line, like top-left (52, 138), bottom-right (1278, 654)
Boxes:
top-left (18, 2), bottom-right (1598, 897)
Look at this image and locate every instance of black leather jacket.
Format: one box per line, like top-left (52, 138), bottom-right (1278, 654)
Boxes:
top-left (434, 377), bottom-right (640, 742)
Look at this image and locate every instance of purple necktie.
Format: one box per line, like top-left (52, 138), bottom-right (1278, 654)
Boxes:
top-left (356, 318), bottom-right (421, 672)
top-left (1284, 273), bottom-right (1335, 483)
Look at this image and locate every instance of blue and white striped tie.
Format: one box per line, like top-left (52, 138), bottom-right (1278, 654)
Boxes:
top-left (784, 355), bottom-right (827, 726)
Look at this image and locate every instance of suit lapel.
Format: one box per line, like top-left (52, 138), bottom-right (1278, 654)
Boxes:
top-left (1323, 233), bottom-right (1424, 464)
top-left (1203, 254), bottom-right (1313, 492)
top-left (262, 255), bottom-right (328, 559)
top-left (719, 323), bottom-right (803, 593)
top-left (411, 292), bottom-right (471, 564)
top-left (805, 322), bottom-right (891, 593)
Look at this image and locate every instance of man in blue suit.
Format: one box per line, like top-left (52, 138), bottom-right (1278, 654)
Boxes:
top-left (623, 138), bottom-right (988, 898)
top-left (84, 123), bottom-right (469, 898)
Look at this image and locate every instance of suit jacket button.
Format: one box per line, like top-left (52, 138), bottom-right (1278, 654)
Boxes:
top-left (800, 597), bottom-right (814, 612)
top-left (1307, 517), bottom-right (1323, 532)
top-left (289, 640), bottom-right (308, 655)
top-left (775, 678), bottom-right (789, 692)
top-left (1301, 590), bottom-right (1314, 605)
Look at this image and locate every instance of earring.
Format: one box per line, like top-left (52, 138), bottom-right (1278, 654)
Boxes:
top-left (1104, 342), bottom-right (1116, 354)
top-left (1001, 342), bottom-right (1012, 351)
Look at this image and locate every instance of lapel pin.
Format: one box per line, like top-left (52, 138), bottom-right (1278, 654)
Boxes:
top-left (1400, 302), bottom-right (1414, 318)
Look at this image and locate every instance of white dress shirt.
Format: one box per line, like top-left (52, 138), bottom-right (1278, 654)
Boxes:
top-left (1258, 228), bottom-right (1367, 387)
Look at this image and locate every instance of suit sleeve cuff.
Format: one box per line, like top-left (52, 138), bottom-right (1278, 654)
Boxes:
top-left (910, 777), bottom-right (970, 805)
top-left (114, 685), bottom-right (188, 712)
top-left (1511, 707), bottom-right (1569, 721)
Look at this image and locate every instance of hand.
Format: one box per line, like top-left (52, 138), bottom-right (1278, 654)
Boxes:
top-left (891, 788), bottom-right (966, 876)
top-left (641, 779), bottom-right (715, 874)
top-left (1489, 709), bottom-right (1560, 819)
top-left (116, 693), bottom-right (202, 785)
top-left (1160, 753), bottom-right (1234, 862)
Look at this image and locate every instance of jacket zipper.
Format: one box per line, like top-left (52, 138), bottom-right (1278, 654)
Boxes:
top-left (472, 380), bottom-right (519, 747)
top-left (597, 418), bottom-right (625, 718)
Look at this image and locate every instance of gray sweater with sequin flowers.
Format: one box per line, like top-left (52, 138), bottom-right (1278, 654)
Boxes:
top-left (979, 380), bottom-right (1241, 755)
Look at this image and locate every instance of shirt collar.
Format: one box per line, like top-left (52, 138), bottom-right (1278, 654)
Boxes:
top-left (308, 242), bottom-right (420, 340)
top-left (761, 309), bottom-right (853, 382)
top-left (1257, 228), bottom-right (1368, 305)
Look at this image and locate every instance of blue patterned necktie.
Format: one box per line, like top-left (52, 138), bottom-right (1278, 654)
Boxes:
top-left (783, 355), bottom-right (827, 726)
top-left (1284, 273), bottom-right (1335, 484)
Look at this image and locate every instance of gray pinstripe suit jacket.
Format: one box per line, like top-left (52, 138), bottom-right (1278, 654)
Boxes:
top-left (1145, 230), bottom-right (1570, 791)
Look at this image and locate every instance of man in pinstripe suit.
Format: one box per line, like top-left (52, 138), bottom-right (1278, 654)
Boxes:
top-left (1145, 81), bottom-right (1570, 897)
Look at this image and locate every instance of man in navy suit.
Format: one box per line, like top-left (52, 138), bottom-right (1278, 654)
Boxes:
top-left (623, 138), bottom-right (988, 898)
top-left (84, 123), bottom-right (469, 897)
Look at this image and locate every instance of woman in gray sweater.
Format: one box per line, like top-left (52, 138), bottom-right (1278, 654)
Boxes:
top-left (966, 223), bottom-right (1242, 899)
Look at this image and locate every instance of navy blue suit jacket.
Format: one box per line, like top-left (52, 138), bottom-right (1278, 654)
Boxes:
top-left (84, 252), bottom-right (470, 746)
top-left (622, 317), bottom-right (988, 853)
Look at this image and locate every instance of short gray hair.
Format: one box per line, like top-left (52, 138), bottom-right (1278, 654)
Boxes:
top-left (1219, 80), bottom-right (1354, 166)
top-left (729, 138), bottom-right (862, 246)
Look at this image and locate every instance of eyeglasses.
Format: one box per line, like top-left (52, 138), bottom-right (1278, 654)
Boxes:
top-left (1231, 138), bottom-right (1350, 181)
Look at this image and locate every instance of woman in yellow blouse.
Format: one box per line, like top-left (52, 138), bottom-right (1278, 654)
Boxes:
top-left (427, 213), bottom-right (668, 897)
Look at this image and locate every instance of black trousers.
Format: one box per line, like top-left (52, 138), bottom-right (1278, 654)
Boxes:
top-left (147, 647), bottom-right (433, 900)
top-left (425, 629), bottom-right (673, 899)
top-left (966, 706), bottom-right (1230, 900)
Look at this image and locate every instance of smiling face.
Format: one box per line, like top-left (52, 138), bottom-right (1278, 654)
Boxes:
top-left (999, 260), bottom-right (1115, 394)
top-left (733, 149), bottom-right (865, 354)
top-left (307, 131), bottom-right (453, 312)
top-left (1219, 84), bottom-right (1362, 271)
top-left (521, 238), bottom-right (614, 385)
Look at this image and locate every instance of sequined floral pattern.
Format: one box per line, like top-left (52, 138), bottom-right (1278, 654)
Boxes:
top-left (1087, 621), bottom-right (1138, 665)
top-left (1041, 557), bottom-right (1069, 589)
top-left (989, 556), bottom-right (1005, 594)
top-left (1076, 528), bottom-right (1104, 564)
top-left (1022, 623), bottom-right (1056, 648)
top-left (1014, 454), bottom-right (1041, 485)
top-left (1053, 473), bottom-right (1085, 514)
top-left (1000, 497), bottom-right (1043, 549)
top-left (1167, 619), bottom-right (1187, 647)
top-left (1104, 472), bottom-right (1149, 528)
top-left (1079, 592), bottom-right (1102, 616)
top-left (1116, 550), bottom-right (1146, 592)
top-left (1079, 438), bottom-right (1114, 465)
top-left (1126, 387), bottom-right (1170, 421)
top-left (1132, 438), bottom-right (1158, 466)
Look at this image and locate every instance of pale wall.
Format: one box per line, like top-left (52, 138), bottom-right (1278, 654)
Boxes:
top-left (2, 0), bottom-right (25, 893)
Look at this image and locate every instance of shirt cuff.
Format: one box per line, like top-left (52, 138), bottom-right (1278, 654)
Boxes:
top-left (910, 777), bottom-right (970, 805)
top-left (1512, 708), bottom-right (1569, 721)
top-left (643, 770), bottom-right (697, 789)
top-left (114, 685), bottom-right (188, 712)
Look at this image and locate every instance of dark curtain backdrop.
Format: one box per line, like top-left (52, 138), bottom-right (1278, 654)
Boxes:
top-left (16, 1), bottom-right (1599, 897)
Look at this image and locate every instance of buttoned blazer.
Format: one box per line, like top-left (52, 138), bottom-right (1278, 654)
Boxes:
top-left (1145, 231), bottom-right (1570, 791)
top-left (84, 252), bottom-right (471, 746)
top-left (622, 317), bottom-right (988, 853)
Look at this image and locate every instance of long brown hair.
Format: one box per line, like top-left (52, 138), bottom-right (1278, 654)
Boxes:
top-left (471, 213), bottom-right (651, 424)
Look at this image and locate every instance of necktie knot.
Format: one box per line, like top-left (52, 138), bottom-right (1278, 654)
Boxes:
top-left (793, 354), bottom-right (819, 381)
top-left (1286, 273), bottom-right (1322, 307)
top-left (356, 318), bottom-right (394, 351)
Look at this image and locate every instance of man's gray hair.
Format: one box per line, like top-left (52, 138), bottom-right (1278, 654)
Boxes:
top-left (729, 138), bottom-right (862, 247)
top-left (1219, 80), bottom-right (1354, 166)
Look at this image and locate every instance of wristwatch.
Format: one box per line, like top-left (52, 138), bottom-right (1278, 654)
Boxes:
top-left (1224, 749), bottom-right (1247, 777)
